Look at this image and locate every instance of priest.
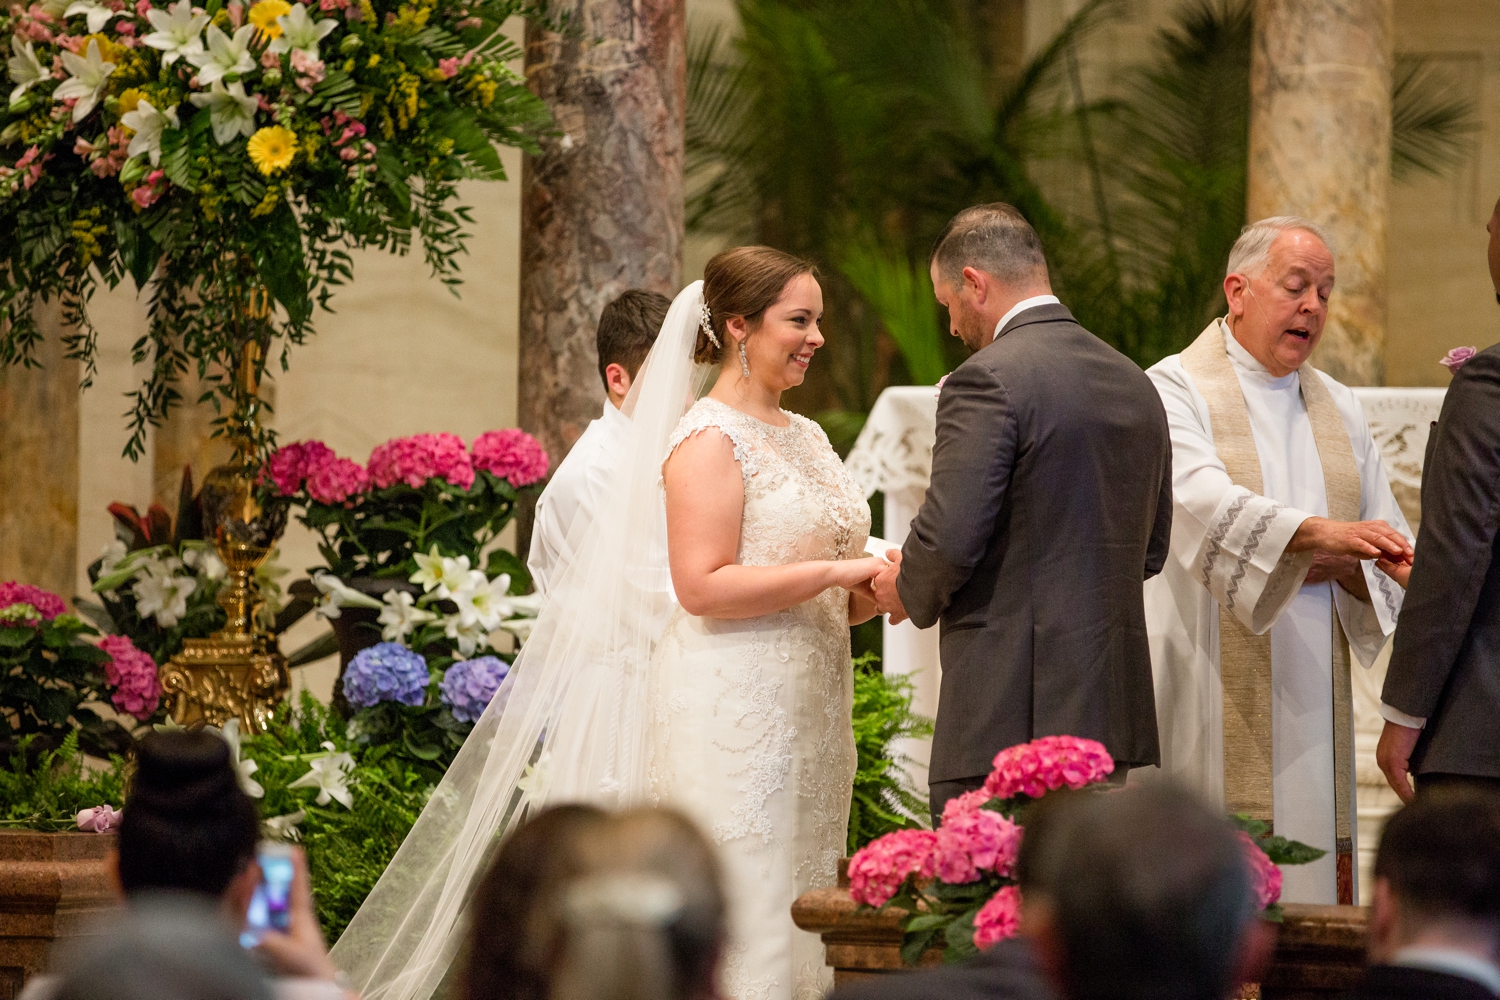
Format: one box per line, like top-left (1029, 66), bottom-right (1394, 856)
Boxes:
top-left (1142, 216), bottom-right (1414, 905)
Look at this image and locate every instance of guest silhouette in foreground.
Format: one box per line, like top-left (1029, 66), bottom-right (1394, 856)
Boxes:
top-left (1379, 193), bottom-right (1500, 803)
top-left (871, 203), bottom-right (1172, 821)
top-left (1347, 787), bottom-right (1500, 1000)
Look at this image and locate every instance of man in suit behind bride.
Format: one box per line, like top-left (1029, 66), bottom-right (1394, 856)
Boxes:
top-left (873, 203), bottom-right (1173, 820)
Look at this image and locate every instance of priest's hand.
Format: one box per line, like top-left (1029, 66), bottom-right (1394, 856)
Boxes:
top-left (1376, 720), bottom-right (1422, 804)
top-left (1305, 552), bottom-right (1361, 586)
top-left (873, 549), bottom-right (909, 625)
top-left (1289, 516), bottom-right (1413, 564)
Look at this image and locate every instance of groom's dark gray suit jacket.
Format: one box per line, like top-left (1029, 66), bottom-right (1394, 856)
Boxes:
top-left (896, 303), bottom-right (1171, 784)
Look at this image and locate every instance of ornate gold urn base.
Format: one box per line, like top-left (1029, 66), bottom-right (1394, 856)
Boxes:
top-left (161, 333), bottom-right (290, 734)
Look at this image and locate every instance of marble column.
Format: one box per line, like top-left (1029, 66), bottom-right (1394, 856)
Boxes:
top-left (1247, 0), bottom-right (1393, 386)
top-left (518, 0), bottom-right (686, 468)
top-left (152, 371), bottom-right (236, 510)
top-left (0, 302), bottom-right (80, 598)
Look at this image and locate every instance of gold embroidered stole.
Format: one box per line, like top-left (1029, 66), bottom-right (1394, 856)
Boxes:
top-left (1180, 321), bottom-right (1360, 902)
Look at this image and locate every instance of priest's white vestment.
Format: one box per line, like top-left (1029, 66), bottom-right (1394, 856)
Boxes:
top-left (1143, 320), bottom-right (1410, 905)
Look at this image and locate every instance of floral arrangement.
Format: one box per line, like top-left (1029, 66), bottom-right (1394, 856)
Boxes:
top-left (848, 735), bottom-right (1317, 964)
top-left (0, 581), bottom-right (160, 757)
top-left (0, 0), bottom-right (552, 457)
top-left (265, 429), bottom-right (547, 584)
top-left (1441, 346), bottom-right (1478, 373)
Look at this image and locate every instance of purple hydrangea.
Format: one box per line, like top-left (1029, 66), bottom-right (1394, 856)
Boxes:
top-left (344, 642), bottom-right (430, 709)
top-left (439, 655), bottom-right (510, 723)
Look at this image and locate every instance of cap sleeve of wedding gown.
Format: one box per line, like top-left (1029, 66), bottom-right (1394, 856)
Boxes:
top-left (663, 398), bottom-right (764, 485)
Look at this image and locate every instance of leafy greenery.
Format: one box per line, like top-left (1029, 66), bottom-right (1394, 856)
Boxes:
top-left (0, 732), bottom-right (127, 831)
top-left (0, 0), bottom-right (553, 459)
top-left (0, 610), bottom-right (132, 757)
top-left (243, 693), bottom-right (433, 941)
top-left (848, 653), bottom-right (931, 854)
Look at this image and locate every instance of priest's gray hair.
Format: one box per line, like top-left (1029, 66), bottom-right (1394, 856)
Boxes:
top-left (930, 202), bottom-right (1050, 287)
top-left (1227, 216), bottom-right (1336, 279)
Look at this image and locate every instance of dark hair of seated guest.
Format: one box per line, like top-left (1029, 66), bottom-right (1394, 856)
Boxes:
top-left (1029, 783), bottom-right (1259, 1000)
top-left (116, 730), bottom-right (260, 897)
top-left (462, 804), bottom-right (612, 1000)
top-left (1375, 786), bottom-right (1500, 928)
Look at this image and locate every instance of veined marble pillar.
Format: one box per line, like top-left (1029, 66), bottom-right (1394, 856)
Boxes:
top-left (518, 0), bottom-right (686, 468)
top-left (0, 302), bottom-right (80, 598)
top-left (1247, 0), bottom-right (1393, 386)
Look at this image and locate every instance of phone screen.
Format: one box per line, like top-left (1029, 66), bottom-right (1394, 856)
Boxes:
top-left (240, 847), bottom-right (295, 948)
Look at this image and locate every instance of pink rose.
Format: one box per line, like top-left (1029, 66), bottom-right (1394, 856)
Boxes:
top-left (1441, 346), bottom-right (1477, 373)
top-left (437, 56), bottom-right (460, 78)
top-left (847, 829), bottom-right (938, 908)
top-left (470, 429), bottom-right (549, 486)
top-left (984, 735), bottom-right (1115, 802)
top-left (972, 885), bottom-right (1021, 949)
top-left (76, 804), bottom-right (122, 833)
top-left (0, 581), bottom-right (67, 621)
top-left (1239, 832), bottom-right (1283, 910)
top-left (97, 633), bottom-right (160, 720)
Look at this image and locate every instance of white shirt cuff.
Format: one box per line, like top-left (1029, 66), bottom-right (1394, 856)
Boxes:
top-left (1379, 702), bottom-right (1426, 730)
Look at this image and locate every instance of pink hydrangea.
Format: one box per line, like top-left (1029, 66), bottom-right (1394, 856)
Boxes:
top-left (847, 829), bottom-right (938, 908)
top-left (932, 808), bottom-right (1023, 885)
top-left (972, 885), bottom-right (1022, 949)
top-left (470, 429), bottom-right (549, 486)
top-left (263, 440), bottom-right (336, 496)
top-left (940, 788), bottom-right (995, 824)
top-left (97, 634), bottom-right (160, 720)
top-left (367, 433), bottom-right (476, 490)
top-left (1239, 832), bottom-right (1283, 910)
top-left (0, 582), bottom-right (66, 622)
top-left (984, 735), bottom-right (1115, 801)
top-left (306, 456), bottom-right (370, 505)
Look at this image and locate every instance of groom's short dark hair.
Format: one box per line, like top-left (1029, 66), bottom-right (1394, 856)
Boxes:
top-left (930, 203), bottom-right (1049, 288)
top-left (596, 289), bottom-right (671, 386)
top-left (1375, 786), bottom-right (1500, 927)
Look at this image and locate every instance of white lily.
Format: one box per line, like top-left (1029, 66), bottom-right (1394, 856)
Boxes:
top-left (206, 718), bottom-right (264, 798)
top-left (442, 612), bottom-right (488, 657)
top-left (7, 37), bottom-right (46, 108)
top-left (378, 589), bottom-right (436, 642)
top-left (120, 98), bottom-right (180, 166)
top-left (409, 546), bottom-right (471, 598)
top-left (141, 0), bottom-right (209, 65)
top-left (97, 539), bottom-right (129, 577)
top-left (187, 23), bottom-right (255, 86)
top-left (263, 809), bottom-right (306, 841)
top-left (287, 741), bottom-right (354, 809)
top-left (498, 617), bottom-right (536, 644)
top-left (187, 78), bottom-right (257, 144)
top-left (267, 2), bottom-right (337, 59)
top-left (132, 565), bottom-right (194, 627)
top-left (64, 0), bottom-right (119, 34)
top-left (54, 38), bottom-right (114, 122)
top-left (310, 571), bottom-right (382, 620)
top-left (452, 570), bottom-right (513, 632)
top-left (516, 750), bottom-right (552, 801)
top-left (182, 544), bottom-right (226, 581)
top-left (507, 592), bottom-right (544, 618)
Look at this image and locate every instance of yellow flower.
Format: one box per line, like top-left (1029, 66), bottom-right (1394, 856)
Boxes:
top-left (115, 87), bottom-right (144, 117)
top-left (248, 0), bottom-right (292, 38)
top-left (247, 125), bottom-right (297, 175)
top-left (82, 33), bottom-right (127, 64)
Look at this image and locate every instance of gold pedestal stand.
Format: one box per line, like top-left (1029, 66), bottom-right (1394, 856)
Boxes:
top-left (160, 319), bottom-right (289, 733)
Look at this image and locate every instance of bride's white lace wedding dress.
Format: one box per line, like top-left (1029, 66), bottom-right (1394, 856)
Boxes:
top-left (651, 398), bottom-right (870, 1000)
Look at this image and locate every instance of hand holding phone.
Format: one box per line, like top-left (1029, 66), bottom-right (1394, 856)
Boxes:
top-left (242, 844), bottom-right (344, 987)
top-left (241, 842), bottom-right (296, 948)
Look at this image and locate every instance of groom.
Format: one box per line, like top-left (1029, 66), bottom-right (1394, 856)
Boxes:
top-left (872, 203), bottom-right (1173, 820)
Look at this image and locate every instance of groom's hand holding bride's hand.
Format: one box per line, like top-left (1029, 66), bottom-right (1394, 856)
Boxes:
top-left (872, 549), bottom-right (908, 624)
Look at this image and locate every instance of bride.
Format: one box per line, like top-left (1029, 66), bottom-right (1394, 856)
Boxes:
top-left (330, 247), bottom-right (884, 1000)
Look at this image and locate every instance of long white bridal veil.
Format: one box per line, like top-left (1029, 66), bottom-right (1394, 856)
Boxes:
top-left (330, 282), bottom-right (713, 1000)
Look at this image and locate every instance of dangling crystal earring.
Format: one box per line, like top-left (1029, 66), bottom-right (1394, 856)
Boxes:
top-left (739, 339), bottom-right (750, 378)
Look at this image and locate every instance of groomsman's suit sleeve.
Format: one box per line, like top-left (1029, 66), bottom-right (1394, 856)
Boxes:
top-left (1146, 443), bottom-right (1173, 580)
top-left (1383, 351), bottom-right (1500, 719)
top-left (896, 360), bottom-right (1016, 630)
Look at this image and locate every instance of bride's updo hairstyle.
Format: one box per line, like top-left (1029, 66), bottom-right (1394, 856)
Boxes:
top-left (696, 245), bottom-right (819, 365)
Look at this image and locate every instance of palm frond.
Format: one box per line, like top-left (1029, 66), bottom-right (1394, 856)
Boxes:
top-left (1392, 54), bottom-right (1479, 181)
top-left (837, 239), bottom-right (949, 385)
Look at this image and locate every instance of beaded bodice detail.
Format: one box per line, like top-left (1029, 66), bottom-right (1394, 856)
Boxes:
top-left (666, 397), bottom-right (871, 573)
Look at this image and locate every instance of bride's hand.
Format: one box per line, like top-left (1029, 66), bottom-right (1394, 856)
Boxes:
top-left (829, 556), bottom-right (888, 591)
